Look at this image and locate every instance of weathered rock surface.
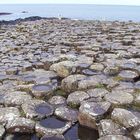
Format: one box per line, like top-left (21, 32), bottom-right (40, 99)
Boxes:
top-left (118, 70), bottom-right (139, 82)
top-left (111, 108), bottom-right (140, 130)
top-left (22, 99), bottom-right (54, 120)
top-left (78, 102), bottom-right (111, 129)
top-left (31, 84), bottom-right (57, 98)
top-left (67, 91), bottom-right (90, 107)
top-left (61, 74), bottom-right (86, 92)
top-left (0, 125), bottom-right (5, 139)
top-left (132, 127), bottom-right (140, 140)
top-left (50, 61), bottom-right (76, 77)
top-left (0, 91), bottom-right (32, 106)
top-left (6, 117), bottom-right (35, 133)
top-left (98, 119), bottom-right (127, 137)
top-left (48, 96), bottom-right (66, 106)
top-left (0, 18), bottom-right (140, 139)
top-left (104, 90), bottom-right (134, 105)
top-left (98, 135), bottom-right (132, 140)
top-left (55, 106), bottom-right (78, 122)
top-left (0, 107), bottom-right (20, 125)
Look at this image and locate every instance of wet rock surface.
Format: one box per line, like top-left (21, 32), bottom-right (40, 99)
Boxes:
top-left (22, 100), bottom-right (54, 120)
top-left (35, 117), bottom-right (72, 136)
top-left (0, 18), bottom-right (140, 139)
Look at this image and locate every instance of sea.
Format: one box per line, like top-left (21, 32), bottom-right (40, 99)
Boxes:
top-left (0, 4), bottom-right (140, 22)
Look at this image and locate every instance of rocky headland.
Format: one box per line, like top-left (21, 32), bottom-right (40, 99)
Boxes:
top-left (0, 17), bottom-right (140, 140)
top-left (0, 12), bottom-right (12, 16)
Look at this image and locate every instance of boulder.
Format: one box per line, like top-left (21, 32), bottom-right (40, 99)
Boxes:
top-left (67, 91), bottom-right (89, 108)
top-left (0, 107), bottom-right (20, 125)
top-left (98, 119), bottom-right (127, 137)
top-left (104, 90), bottom-right (133, 105)
top-left (22, 99), bottom-right (54, 120)
top-left (111, 108), bottom-right (140, 130)
top-left (50, 61), bottom-right (76, 78)
top-left (78, 102), bottom-right (111, 129)
top-left (6, 117), bottom-right (35, 133)
top-left (55, 106), bottom-right (78, 122)
top-left (61, 74), bottom-right (86, 92)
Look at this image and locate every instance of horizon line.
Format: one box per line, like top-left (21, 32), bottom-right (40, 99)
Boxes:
top-left (0, 3), bottom-right (140, 6)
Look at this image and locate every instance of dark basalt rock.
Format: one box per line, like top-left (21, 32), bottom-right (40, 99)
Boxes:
top-left (0, 12), bottom-right (12, 15)
top-left (0, 18), bottom-right (140, 140)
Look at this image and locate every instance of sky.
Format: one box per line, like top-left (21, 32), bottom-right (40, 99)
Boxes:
top-left (0, 0), bottom-right (140, 5)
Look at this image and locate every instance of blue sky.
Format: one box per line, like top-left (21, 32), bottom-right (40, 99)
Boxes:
top-left (1, 0), bottom-right (140, 5)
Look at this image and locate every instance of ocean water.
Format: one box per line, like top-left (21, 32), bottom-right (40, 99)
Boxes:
top-left (0, 4), bottom-right (140, 22)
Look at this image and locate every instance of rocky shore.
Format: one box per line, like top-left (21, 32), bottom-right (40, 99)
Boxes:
top-left (0, 17), bottom-right (140, 140)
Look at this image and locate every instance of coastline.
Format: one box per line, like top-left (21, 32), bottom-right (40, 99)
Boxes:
top-left (0, 16), bottom-right (139, 26)
top-left (0, 18), bottom-right (140, 140)
top-left (0, 16), bottom-right (71, 25)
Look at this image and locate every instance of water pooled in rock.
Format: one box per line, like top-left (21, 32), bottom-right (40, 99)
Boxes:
top-left (35, 103), bottom-right (53, 115)
top-left (39, 117), bottom-right (66, 129)
top-left (64, 123), bottom-right (99, 140)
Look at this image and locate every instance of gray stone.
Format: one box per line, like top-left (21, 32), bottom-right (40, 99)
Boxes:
top-left (89, 63), bottom-right (104, 72)
top-left (22, 99), bottom-right (54, 120)
top-left (67, 91), bottom-right (90, 107)
top-left (6, 67), bottom-right (18, 75)
top-left (134, 94), bottom-right (140, 106)
top-left (98, 135), bottom-right (132, 140)
top-left (111, 108), bottom-right (140, 130)
top-left (118, 70), bottom-right (139, 82)
top-left (0, 125), bottom-right (5, 139)
top-left (6, 117), bottom-right (35, 133)
top-left (78, 102), bottom-right (111, 129)
top-left (98, 119), bottom-right (127, 137)
top-left (0, 91), bottom-right (32, 106)
top-left (82, 69), bottom-right (98, 76)
top-left (135, 81), bottom-right (140, 89)
top-left (104, 66), bottom-right (119, 76)
top-left (87, 88), bottom-right (109, 98)
top-left (31, 84), bottom-right (57, 98)
top-left (78, 75), bottom-right (107, 90)
top-left (0, 107), bottom-right (20, 125)
top-left (61, 74), bottom-right (86, 92)
top-left (55, 106), bottom-right (78, 122)
top-left (133, 127), bottom-right (140, 140)
top-left (50, 61), bottom-right (76, 77)
top-left (48, 96), bottom-right (66, 106)
top-left (104, 90), bottom-right (133, 105)
top-left (119, 61), bottom-right (137, 70)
